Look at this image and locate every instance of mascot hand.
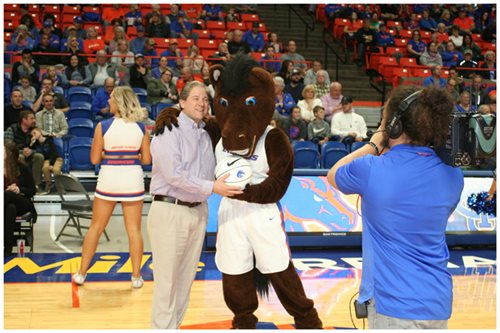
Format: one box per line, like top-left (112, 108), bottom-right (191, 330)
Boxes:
top-left (154, 107), bottom-right (180, 135)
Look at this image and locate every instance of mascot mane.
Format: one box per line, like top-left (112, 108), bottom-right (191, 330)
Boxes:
top-left (220, 55), bottom-right (260, 97)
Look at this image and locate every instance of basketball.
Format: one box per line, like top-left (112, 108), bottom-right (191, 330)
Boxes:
top-left (214, 156), bottom-right (253, 189)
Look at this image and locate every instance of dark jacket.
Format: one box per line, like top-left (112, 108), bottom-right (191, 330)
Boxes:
top-left (32, 136), bottom-right (62, 165)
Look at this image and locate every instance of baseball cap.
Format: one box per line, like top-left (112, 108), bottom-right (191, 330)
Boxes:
top-left (74, 16), bottom-right (84, 24)
top-left (341, 96), bottom-right (353, 104)
top-left (136, 25), bottom-right (145, 32)
top-left (135, 53), bottom-right (144, 59)
top-left (291, 68), bottom-right (301, 76)
top-left (43, 20), bottom-right (53, 28)
top-left (464, 49), bottom-right (473, 55)
top-left (252, 21), bottom-right (260, 28)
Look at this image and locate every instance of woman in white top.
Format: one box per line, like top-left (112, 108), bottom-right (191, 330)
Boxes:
top-left (73, 86), bottom-right (152, 289)
top-left (297, 84), bottom-right (323, 122)
top-left (111, 39), bottom-right (135, 68)
top-left (183, 45), bottom-right (208, 76)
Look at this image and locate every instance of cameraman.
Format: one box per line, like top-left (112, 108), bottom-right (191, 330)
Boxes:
top-left (327, 86), bottom-right (464, 329)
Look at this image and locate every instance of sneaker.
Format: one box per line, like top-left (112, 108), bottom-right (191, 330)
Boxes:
top-left (36, 186), bottom-right (48, 195)
top-left (131, 275), bottom-right (144, 289)
top-left (73, 272), bottom-right (87, 285)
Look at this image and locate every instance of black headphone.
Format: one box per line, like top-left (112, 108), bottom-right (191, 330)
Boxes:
top-left (386, 90), bottom-right (423, 139)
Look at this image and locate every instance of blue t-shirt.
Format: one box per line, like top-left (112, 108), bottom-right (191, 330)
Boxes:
top-left (335, 144), bottom-right (463, 320)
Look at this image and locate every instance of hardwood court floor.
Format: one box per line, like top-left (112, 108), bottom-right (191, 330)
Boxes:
top-left (4, 274), bottom-right (496, 329)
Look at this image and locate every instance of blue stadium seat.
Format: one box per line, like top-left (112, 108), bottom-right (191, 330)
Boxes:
top-left (321, 141), bottom-right (348, 169)
top-left (68, 118), bottom-right (95, 138)
top-left (22, 101), bottom-right (33, 109)
top-left (293, 141), bottom-right (320, 169)
top-left (67, 101), bottom-right (93, 120)
top-left (68, 137), bottom-right (94, 170)
top-left (153, 103), bottom-right (174, 119)
top-left (350, 141), bottom-right (367, 152)
top-left (67, 86), bottom-right (92, 103)
top-left (52, 86), bottom-right (65, 96)
top-left (133, 88), bottom-right (148, 104)
top-left (53, 137), bottom-right (65, 157)
top-left (141, 102), bottom-right (153, 119)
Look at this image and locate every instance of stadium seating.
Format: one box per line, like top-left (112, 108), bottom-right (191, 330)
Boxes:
top-left (67, 101), bottom-right (93, 120)
top-left (133, 88), bottom-right (148, 104)
top-left (350, 141), bottom-right (367, 153)
top-left (321, 141), bottom-right (348, 168)
top-left (68, 118), bottom-right (95, 138)
top-left (68, 137), bottom-right (94, 170)
top-left (68, 87), bottom-right (92, 104)
top-left (293, 141), bottom-right (320, 169)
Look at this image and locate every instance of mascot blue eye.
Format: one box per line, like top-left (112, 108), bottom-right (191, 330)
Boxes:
top-left (219, 98), bottom-right (228, 107)
top-left (245, 96), bottom-right (257, 106)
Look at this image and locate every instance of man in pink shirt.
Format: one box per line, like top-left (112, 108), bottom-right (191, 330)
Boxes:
top-left (320, 81), bottom-right (343, 123)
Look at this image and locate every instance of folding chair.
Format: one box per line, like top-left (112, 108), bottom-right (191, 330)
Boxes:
top-left (14, 211), bottom-right (35, 253)
top-left (54, 174), bottom-right (110, 241)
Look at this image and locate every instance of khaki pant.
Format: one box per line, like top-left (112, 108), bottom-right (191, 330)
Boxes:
top-left (19, 152), bottom-right (44, 186)
top-left (42, 157), bottom-right (63, 183)
top-left (147, 200), bottom-right (208, 329)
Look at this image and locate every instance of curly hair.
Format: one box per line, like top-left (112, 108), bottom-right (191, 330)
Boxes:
top-left (386, 86), bottom-right (453, 147)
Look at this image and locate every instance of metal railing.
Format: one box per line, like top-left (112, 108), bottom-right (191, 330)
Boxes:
top-left (287, 5), bottom-right (315, 48)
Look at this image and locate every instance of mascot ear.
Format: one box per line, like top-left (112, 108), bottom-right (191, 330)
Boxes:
top-left (251, 67), bottom-right (273, 87)
top-left (209, 65), bottom-right (224, 88)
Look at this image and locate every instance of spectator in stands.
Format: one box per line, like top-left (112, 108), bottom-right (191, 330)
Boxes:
top-left (4, 90), bottom-right (32, 130)
top-left (125, 54), bottom-right (151, 90)
top-left (455, 90), bottom-right (471, 112)
top-left (420, 42), bottom-right (443, 67)
top-left (7, 25), bottom-right (34, 52)
top-left (60, 26), bottom-right (84, 52)
top-left (242, 22), bottom-right (265, 52)
top-left (72, 16), bottom-right (87, 40)
top-left (379, 4), bottom-right (399, 21)
top-left (32, 33), bottom-right (61, 66)
top-left (18, 6), bottom-right (39, 39)
top-left (449, 25), bottom-right (464, 48)
top-left (12, 49), bottom-right (40, 86)
top-left (438, 9), bottom-right (453, 32)
top-left (146, 11), bottom-right (171, 38)
top-left (481, 19), bottom-right (496, 43)
top-left (435, 23), bottom-right (449, 51)
top-left (4, 141), bottom-right (38, 255)
top-left (147, 67), bottom-right (179, 105)
top-left (369, 12), bottom-right (381, 31)
top-left (281, 105), bottom-right (308, 143)
top-left (405, 13), bottom-right (420, 31)
top-left (460, 34), bottom-right (482, 62)
top-left (375, 23), bottom-right (395, 51)
top-left (108, 26), bottom-right (128, 54)
top-left (208, 42), bottom-right (231, 66)
top-left (145, 4), bottom-right (164, 24)
top-left (304, 60), bottom-right (331, 86)
top-left (448, 66), bottom-right (465, 92)
top-left (88, 50), bottom-right (119, 89)
top-left (285, 69), bottom-right (305, 103)
top-left (160, 39), bottom-right (184, 78)
top-left (141, 107), bottom-right (156, 136)
top-left (307, 105), bottom-right (331, 145)
top-left (227, 29), bottom-right (251, 55)
top-left (477, 104), bottom-right (492, 115)
top-left (183, 45), bottom-right (208, 77)
top-left (297, 85), bottom-right (323, 122)
top-left (423, 65), bottom-right (447, 88)
top-left (469, 74), bottom-right (489, 112)
top-left (200, 65), bottom-right (215, 102)
top-left (63, 36), bottom-right (89, 66)
top-left (314, 70), bottom-right (330, 99)
top-left (331, 96), bottom-right (367, 144)
top-left (33, 78), bottom-right (69, 113)
top-left (143, 39), bottom-right (159, 69)
top-left (4, 110), bottom-right (44, 193)
top-left (30, 127), bottom-right (63, 194)
top-left (407, 30), bottom-right (426, 63)
top-left (474, 10), bottom-right (492, 34)
top-left (446, 78), bottom-right (460, 101)
top-left (125, 4), bottom-right (143, 29)
top-left (280, 40), bottom-right (307, 71)
top-left (42, 14), bottom-right (63, 39)
top-left (226, 6), bottom-right (240, 23)
top-left (259, 46), bottom-right (281, 73)
top-left (111, 40), bottom-right (135, 68)
top-left (170, 13), bottom-right (198, 43)
top-left (266, 32), bottom-right (284, 54)
top-left (419, 8), bottom-right (438, 32)
top-left (458, 49), bottom-right (479, 79)
top-left (453, 7), bottom-right (475, 34)
top-left (166, 4), bottom-right (183, 25)
top-left (35, 94), bottom-right (68, 138)
top-left (64, 54), bottom-right (92, 87)
top-left (102, 4), bottom-right (127, 31)
top-left (441, 41), bottom-right (464, 68)
top-left (34, 20), bottom-right (60, 50)
top-left (354, 19), bottom-right (377, 67)
top-left (83, 27), bottom-right (105, 56)
top-left (175, 66), bottom-right (202, 95)
top-left (479, 50), bottom-right (496, 81)
top-left (18, 76), bottom-right (36, 103)
top-left (274, 76), bottom-right (296, 117)
top-left (321, 81), bottom-right (344, 123)
top-left (130, 25), bottom-right (147, 55)
top-left (277, 60), bottom-right (294, 86)
top-left (201, 4), bottom-right (224, 21)
top-left (397, 4), bottom-right (412, 23)
top-left (151, 57), bottom-right (169, 79)
top-left (92, 77), bottom-right (115, 122)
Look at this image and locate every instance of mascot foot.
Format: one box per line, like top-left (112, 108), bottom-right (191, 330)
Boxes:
top-left (223, 272), bottom-right (259, 329)
top-left (232, 314), bottom-right (258, 329)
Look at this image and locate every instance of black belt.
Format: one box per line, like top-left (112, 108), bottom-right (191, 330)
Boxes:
top-left (153, 195), bottom-right (201, 208)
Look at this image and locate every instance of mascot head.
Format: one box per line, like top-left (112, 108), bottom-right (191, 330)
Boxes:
top-left (210, 54), bottom-right (275, 158)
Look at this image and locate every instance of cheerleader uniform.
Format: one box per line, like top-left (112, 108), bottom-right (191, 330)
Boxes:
top-left (95, 117), bottom-right (146, 201)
